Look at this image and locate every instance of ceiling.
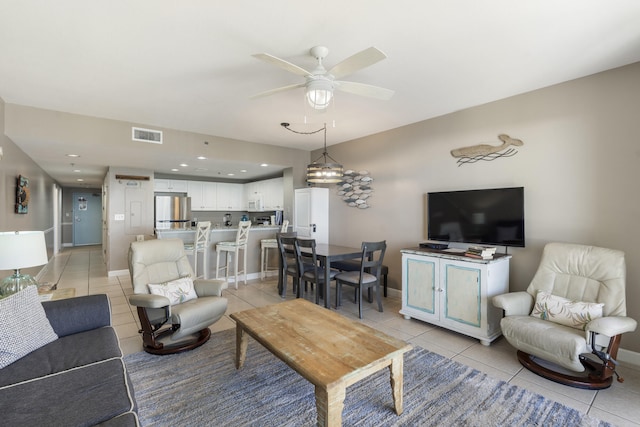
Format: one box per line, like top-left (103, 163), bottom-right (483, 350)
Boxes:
top-left (1, 1), bottom-right (640, 187)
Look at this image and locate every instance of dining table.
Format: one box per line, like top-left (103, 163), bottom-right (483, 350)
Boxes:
top-left (278, 242), bottom-right (363, 309)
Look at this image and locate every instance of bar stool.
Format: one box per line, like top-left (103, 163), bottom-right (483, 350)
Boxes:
top-left (260, 220), bottom-right (289, 279)
top-left (183, 221), bottom-right (211, 279)
top-left (216, 220), bottom-right (251, 288)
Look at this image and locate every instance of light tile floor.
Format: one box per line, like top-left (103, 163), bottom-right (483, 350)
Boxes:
top-left (42, 246), bottom-right (640, 426)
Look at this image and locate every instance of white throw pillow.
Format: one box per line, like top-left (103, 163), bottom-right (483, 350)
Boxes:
top-left (148, 276), bottom-right (198, 305)
top-left (0, 286), bottom-right (59, 369)
top-left (530, 290), bottom-right (604, 331)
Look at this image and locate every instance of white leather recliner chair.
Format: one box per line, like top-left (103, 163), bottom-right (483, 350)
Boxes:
top-left (128, 238), bottom-right (228, 355)
top-left (493, 242), bottom-right (636, 389)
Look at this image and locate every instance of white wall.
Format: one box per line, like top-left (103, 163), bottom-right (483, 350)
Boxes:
top-left (319, 62), bottom-right (640, 352)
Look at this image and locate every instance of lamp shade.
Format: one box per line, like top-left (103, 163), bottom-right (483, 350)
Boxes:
top-left (0, 231), bottom-right (48, 270)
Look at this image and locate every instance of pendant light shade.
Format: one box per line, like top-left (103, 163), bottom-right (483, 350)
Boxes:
top-left (281, 122), bottom-right (343, 183)
top-left (306, 161), bottom-right (343, 183)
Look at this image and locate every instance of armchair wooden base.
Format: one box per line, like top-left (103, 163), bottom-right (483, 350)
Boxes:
top-left (517, 334), bottom-right (624, 390)
top-left (138, 307), bottom-right (211, 355)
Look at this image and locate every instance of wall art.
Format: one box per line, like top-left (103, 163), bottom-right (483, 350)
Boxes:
top-left (451, 134), bottom-right (524, 166)
top-left (336, 170), bottom-right (373, 209)
top-left (16, 175), bottom-right (30, 214)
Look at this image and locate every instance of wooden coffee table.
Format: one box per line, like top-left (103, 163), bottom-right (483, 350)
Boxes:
top-left (230, 299), bottom-right (412, 426)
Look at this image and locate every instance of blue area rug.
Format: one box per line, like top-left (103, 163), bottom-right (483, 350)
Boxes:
top-left (124, 329), bottom-right (610, 426)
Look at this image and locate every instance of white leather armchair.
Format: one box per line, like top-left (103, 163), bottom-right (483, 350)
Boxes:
top-left (493, 242), bottom-right (636, 389)
top-left (128, 238), bottom-right (228, 355)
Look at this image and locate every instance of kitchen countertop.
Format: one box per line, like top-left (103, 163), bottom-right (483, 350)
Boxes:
top-left (156, 225), bottom-right (282, 234)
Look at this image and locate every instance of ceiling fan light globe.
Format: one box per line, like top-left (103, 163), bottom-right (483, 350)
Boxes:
top-left (306, 88), bottom-right (333, 110)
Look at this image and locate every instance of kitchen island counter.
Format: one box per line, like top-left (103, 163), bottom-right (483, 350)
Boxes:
top-left (155, 225), bottom-right (286, 282)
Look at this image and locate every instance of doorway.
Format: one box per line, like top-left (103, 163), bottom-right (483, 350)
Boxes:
top-left (72, 192), bottom-right (102, 246)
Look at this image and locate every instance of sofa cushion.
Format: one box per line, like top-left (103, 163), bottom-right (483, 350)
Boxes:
top-left (530, 290), bottom-right (603, 330)
top-left (0, 326), bottom-right (121, 387)
top-left (0, 358), bottom-right (137, 426)
top-left (43, 294), bottom-right (111, 337)
top-left (148, 276), bottom-right (197, 305)
top-left (0, 286), bottom-right (58, 369)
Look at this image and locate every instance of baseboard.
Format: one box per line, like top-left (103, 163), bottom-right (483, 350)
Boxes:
top-left (618, 348), bottom-right (640, 368)
top-left (108, 269), bottom-right (130, 277)
top-left (387, 287), bottom-right (401, 299)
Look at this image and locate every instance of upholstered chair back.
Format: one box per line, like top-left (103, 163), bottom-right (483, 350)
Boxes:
top-left (129, 238), bottom-right (194, 295)
top-left (526, 242), bottom-right (626, 317)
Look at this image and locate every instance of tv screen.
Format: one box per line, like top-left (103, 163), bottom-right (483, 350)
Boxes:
top-left (427, 187), bottom-right (525, 247)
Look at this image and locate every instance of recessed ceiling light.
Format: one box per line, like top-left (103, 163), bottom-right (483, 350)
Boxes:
top-left (73, 169), bottom-right (81, 173)
top-left (227, 173), bottom-right (235, 176)
top-left (171, 168), bottom-right (179, 172)
top-left (76, 178), bottom-right (84, 182)
top-left (179, 163), bottom-right (188, 167)
top-left (196, 156), bottom-right (207, 160)
top-left (260, 163), bottom-right (268, 167)
top-left (240, 169), bottom-right (247, 173)
top-left (66, 154), bottom-right (80, 158)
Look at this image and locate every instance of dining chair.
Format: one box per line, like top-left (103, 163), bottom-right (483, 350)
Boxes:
top-left (335, 240), bottom-right (387, 319)
top-left (183, 221), bottom-right (211, 279)
top-left (260, 220), bottom-right (289, 279)
top-left (294, 238), bottom-right (340, 304)
top-left (215, 220), bottom-right (251, 288)
top-left (277, 233), bottom-right (300, 298)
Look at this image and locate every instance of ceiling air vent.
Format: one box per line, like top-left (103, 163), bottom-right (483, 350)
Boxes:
top-left (132, 127), bottom-right (162, 144)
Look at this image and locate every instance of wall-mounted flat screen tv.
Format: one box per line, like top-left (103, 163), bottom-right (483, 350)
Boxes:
top-left (427, 187), bottom-right (525, 247)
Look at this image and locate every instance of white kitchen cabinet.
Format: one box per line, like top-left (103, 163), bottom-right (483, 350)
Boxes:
top-left (244, 177), bottom-right (283, 210)
top-left (262, 177), bottom-right (284, 210)
top-left (187, 181), bottom-right (217, 211)
top-left (244, 181), bottom-right (260, 210)
top-left (154, 179), bottom-right (188, 193)
top-left (400, 248), bottom-right (510, 346)
top-left (216, 182), bottom-right (244, 211)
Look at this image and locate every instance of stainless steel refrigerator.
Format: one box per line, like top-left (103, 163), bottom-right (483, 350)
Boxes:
top-left (154, 196), bottom-right (192, 230)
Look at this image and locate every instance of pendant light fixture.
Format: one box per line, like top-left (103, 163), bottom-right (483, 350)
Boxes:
top-left (281, 122), bottom-right (343, 184)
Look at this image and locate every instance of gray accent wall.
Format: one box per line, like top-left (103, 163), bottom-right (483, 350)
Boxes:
top-left (0, 97), bottom-right (58, 277)
top-left (311, 61), bottom-right (640, 353)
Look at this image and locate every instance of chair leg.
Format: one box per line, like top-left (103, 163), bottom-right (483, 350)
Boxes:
top-left (375, 282), bottom-right (383, 313)
top-left (383, 273), bottom-right (388, 297)
top-left (193, 249), bottom-right (199, 279)
top-left (260, 246), bottom-right (265, 280)
top-left (357, 286), bottom-right (363, 319)
top-left (215, 250), bottom-right (221, 279)
top-left (233, 250), bottom-right (239, 289)
top-left (203, 249), bottom-right (209, 280)
top-left (242, 247), bottom-right (248, 285)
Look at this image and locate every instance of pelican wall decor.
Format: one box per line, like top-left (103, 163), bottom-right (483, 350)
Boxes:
top-left (451, 134), bottom-right (524, 166)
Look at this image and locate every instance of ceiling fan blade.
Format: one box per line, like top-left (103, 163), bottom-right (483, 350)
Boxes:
top-left (250, 83), bottom-right (305, 99)
top-left (252, 53), bottom-right (311, 77)
top-left (335, 81), bottom-right (395, 100)
top-left (328, 47), bottom-right (387, 79)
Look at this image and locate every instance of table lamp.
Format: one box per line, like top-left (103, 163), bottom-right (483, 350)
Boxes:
top-left (0, 231), bottom-right (49, 298)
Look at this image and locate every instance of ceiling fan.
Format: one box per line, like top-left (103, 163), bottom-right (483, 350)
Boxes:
top-left (251, 46), bottom-right (394, 110)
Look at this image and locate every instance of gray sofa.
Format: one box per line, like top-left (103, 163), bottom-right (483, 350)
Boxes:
top-left (0, 294), bottom-right (138, 426)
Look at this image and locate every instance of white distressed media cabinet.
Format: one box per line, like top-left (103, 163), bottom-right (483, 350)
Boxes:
top-left (400, 247), bottom-right (511, 346)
